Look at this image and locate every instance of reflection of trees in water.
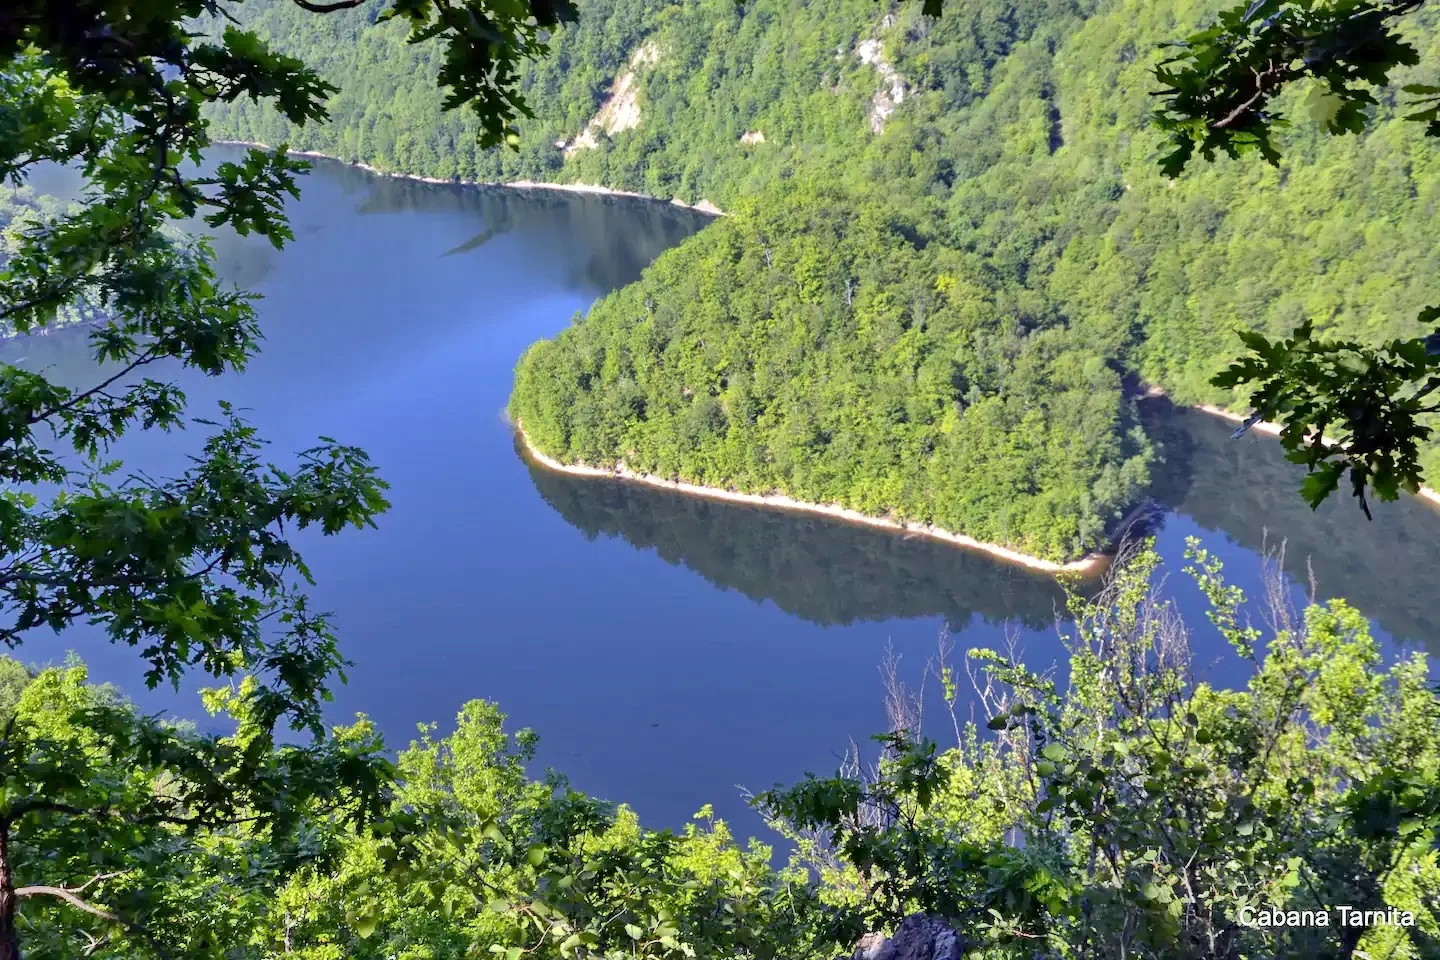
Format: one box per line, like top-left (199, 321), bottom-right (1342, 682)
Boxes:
top-left (211, 149), bottom-right (710, 301)
top-left (332, 162), bottom-right (711, 293)
top-left (524, 403), bottom-right (1440, 649)
top-left (27, 148), bottom-right (708, 319)
top-left (0, 324), bottom-right (97, 382)
top-left (207, 228), bottom-right (278, 291)
top-left (1141, 397), bottom-right (1440, 653)
top-left (11, 155), bottom-right (282, 300)
top-left (522, 445), bottom-right (1071, 630)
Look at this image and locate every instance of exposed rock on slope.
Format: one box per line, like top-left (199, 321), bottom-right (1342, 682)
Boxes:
top-left (840, 915), bottom-right (962, 960)
top-left (855, 30), bottom-right (907, 134)
top-left (561, 40), bottom-right (660, 155)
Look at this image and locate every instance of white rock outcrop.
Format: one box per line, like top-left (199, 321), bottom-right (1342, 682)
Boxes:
top-left (559, 40), bottom-right (660, 156)
top-left (855, 35), bottom-right (908, 134)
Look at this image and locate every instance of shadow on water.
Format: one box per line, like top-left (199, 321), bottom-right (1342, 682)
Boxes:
top-left (521, 397), bottom-right (1440, 657)
top-left (325, 161), bottom-right (710, 293)
top-left (6, 149), bottom-right (716, 379)
top-left (520, 440), bottom-right (1072, 631)
top-left (1141, 395), bottom-right (1440, 653)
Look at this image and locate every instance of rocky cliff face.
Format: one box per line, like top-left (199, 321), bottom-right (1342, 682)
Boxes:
top-left (838, 915), bottom-right (962, 960)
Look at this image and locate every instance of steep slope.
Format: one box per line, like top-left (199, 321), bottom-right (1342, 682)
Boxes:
top-left (207, 0), bottom-right (1440, 558)
top-left (511, 184), bottom-right (1153, 562)
top-left (202, 0), bottom-right (1081, 207)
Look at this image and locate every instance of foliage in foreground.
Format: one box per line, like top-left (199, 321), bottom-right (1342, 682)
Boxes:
top-left (2, 5), bottom-right (415, 956)
top-left (759, 539), bottom-right (1440, 959)
top-left (0, 659), bottom-right (393, 959)
top-left (1153, 0), bottom-right (1440, 518)
top-left (6, 541), bottom-right (1438, 959)
top-left (0, 189), bottom-right (105, 336)
top-left (0, 660), bottom-right (820, 960)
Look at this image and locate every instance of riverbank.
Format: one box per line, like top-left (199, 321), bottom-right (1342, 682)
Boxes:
top-left (1153, 389), bottom-right (1440, 509)
top-left (211, 141), bottom-right (726, 216)
top-left (513, 421), bottom-right (1117, 576)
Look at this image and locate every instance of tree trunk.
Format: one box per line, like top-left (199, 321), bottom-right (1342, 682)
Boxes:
top-left (0, 823), bottom-right (19, 960)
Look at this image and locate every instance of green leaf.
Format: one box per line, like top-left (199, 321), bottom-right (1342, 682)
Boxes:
top-left (1041, 743), bottom-right (1066, 762)
top-left (1236, 329), bottom-right (1274, 356)
top-left (1305, 84), bottom-right (1345, 128)
top-left (354, 911), bottom-right (378, 939)
top-left (1301, 464), bottom-right (1344, 510)
top-left (1373, 468), bottom-right (1400, 502)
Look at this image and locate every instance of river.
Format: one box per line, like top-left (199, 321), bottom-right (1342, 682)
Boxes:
top-left (8, 153), bottom-right (1440, 840)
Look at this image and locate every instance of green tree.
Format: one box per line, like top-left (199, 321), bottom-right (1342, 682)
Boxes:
top-left (256, 699), bottom-right (820, 959)
top-left (758, 539), bottom-right (1440, 958)
top-left (1153, 0), bottom-right (1440, 516)
top-left (0, 0), bottom-right (585, 952)
top-left (0, 659), bottom-right (391, 958)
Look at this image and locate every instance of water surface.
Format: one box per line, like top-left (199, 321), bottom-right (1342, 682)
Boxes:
top-left (9, 153), bottom-right (1440, 840)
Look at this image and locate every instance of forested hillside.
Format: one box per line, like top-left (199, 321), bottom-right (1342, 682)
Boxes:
top-left (512, 184), bottom-right (1153, 560)
top-left (206, 0), bottom-right (1440, 559)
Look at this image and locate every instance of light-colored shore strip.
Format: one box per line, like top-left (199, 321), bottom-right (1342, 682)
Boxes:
top-left (513, 421), bottom-right (1113, 575)
top-left (211, 140), bottom-right (726, 216)
top-left (1148, 388), bottom-right (1440, 509)
top-left (210, 147), bottom-right (1440, 529)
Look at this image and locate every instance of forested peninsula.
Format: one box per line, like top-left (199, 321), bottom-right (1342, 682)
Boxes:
top-left (205, 0), bottom-right (1440, 562)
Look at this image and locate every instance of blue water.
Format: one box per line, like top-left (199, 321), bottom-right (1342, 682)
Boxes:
top-left (9, 153), bottom-right (1439, 842)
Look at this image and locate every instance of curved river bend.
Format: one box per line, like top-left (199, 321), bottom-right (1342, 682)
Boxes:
top-left (11, 154), bottom-right (1440, 839)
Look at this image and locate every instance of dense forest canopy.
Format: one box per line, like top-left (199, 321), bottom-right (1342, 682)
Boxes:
top-left (7, 0), bottom-right (1440, 954)
top-left (511, 184), bottom-right (1154, 560)
top-left (204, 0), bottom-right (1440, 558)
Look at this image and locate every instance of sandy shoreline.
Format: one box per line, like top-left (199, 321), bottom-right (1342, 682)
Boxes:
top-left (513, 421), bottom-right (1115, 576)
top-left (211, 140), bottom-right (725, 216)
top-left (516, 389), bottom-right (1440, 576)
top-left (1165, 392), bottom-right (1440, 509)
